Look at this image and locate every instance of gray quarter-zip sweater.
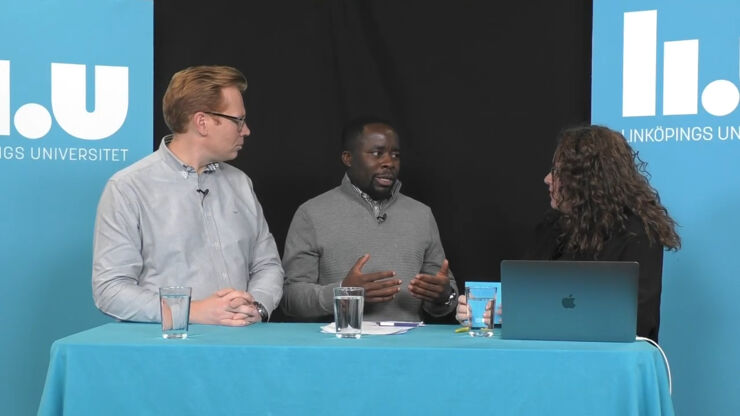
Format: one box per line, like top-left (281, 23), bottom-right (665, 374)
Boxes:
top-left (281, 175), bottom-right (455, 321)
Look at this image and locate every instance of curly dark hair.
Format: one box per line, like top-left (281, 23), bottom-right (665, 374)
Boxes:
top-left (552, 125), bottom-right (680, 256)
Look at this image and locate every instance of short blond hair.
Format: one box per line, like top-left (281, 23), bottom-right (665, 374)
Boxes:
top-left (162, 65), bottom-right (247, 133)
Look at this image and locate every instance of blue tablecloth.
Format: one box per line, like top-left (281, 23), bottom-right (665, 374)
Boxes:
top-left (38, 322), bottom-right (673, 415)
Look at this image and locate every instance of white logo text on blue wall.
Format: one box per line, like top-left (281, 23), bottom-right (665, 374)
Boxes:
top-left (0, 61), bottom-right (130, 161)
top-left (621, 10), bottom-right (740, 144)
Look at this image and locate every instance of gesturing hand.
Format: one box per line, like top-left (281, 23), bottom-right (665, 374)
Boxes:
top-left (341, 254), bottom-right (401, 303)
top-left (408, 259), bottom-right (452, 303)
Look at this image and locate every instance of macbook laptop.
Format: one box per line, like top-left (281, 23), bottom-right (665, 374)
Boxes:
top-left (500, 260), bottom-right (639, 342)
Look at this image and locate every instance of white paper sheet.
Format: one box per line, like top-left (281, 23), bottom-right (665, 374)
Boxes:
top-left (321, 321), bottom-right (424, 335)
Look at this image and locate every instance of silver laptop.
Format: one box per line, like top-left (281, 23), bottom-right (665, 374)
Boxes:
top-left (500, 260), bottom-right (639, 342)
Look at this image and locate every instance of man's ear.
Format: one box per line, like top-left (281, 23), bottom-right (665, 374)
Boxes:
top-left (341, 151), bottom-right (352, 168)
top-left (192, 112), bottom-right (208, 136)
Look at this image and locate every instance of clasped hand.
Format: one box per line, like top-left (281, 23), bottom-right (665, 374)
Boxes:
top-left (190, 288), bottom-right (261, 326)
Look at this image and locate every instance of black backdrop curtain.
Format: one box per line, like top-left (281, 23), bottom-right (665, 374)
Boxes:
top-left (154, 1), bottom-right (592, 320)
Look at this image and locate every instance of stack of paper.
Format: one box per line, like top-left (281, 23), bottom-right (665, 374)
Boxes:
top-left (320, 321), bottom-right (424, 335)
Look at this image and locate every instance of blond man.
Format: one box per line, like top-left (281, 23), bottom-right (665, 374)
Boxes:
top-left (93, 66), bottom-right (282, 326)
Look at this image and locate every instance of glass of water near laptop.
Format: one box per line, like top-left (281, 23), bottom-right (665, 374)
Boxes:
top-left (159, 286), bottom-right (192, 339)
top-left (333, 286), bottom-right (364, 338)
top-left (465, 282), bottom-right (497, 337)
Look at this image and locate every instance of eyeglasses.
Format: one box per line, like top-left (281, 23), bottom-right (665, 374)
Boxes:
top-left (204, 111), bottom-right (247, 131)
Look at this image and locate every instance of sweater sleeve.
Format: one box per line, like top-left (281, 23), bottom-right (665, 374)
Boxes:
top-left (280, 206), bottom-right (339, 319)
top-left (420, 208), bottom-right (457, 317)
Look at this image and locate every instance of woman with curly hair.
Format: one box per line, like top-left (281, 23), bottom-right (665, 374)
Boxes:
top-left (456, 125), bottom-right (679, 342)
top-left (528, 125), bottom-right (681, 342)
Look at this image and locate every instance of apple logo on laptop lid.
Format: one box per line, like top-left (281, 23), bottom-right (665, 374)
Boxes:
top-left (561, 294), bottom-right (575, 309)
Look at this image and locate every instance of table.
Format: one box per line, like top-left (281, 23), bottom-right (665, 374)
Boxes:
top-left (38, 322), bottom-right (673, 415)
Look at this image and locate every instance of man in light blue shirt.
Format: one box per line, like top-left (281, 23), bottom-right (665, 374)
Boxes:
top-left (92, 66), bottom-right (283, 326)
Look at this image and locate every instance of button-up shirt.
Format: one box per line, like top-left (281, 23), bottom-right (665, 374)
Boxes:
top-left (92, 136), bottom-right (283, 322)
top-left (350, 180), bottom-right (396, 221)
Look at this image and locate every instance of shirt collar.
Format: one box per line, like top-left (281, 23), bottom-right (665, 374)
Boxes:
top-left (159, 135), bottom-right (219, 178)
top-left (342, 173), bottom-right (401, 206)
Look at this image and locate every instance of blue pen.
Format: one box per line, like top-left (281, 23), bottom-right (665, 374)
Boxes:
top-left (376, 321), bottom-right (421, 327)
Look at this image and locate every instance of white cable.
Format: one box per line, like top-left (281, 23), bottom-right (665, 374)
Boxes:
top-left (636, 336), bottom-right (672, 395)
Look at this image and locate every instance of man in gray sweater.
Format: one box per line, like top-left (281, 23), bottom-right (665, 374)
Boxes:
top-left (280, 118), bottom-right (457, 322)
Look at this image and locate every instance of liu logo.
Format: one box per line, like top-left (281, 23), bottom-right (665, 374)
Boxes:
top-left (0, 61), bottom-right (128, 140)
top-left (561, 294), bottom-right (576, 309)
top-left (623, 10), bottom-right (739, 117)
